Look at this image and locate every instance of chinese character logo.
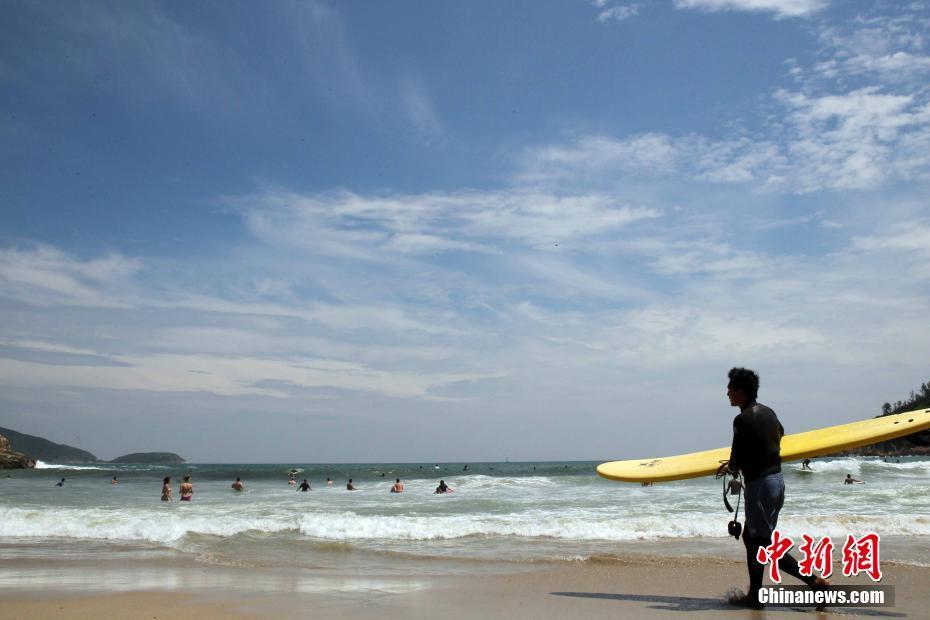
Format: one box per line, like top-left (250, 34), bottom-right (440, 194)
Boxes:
top-left (755, 530), bottom-right (794, 583)
top-left (799, 534), bottom-right (834, 579)
top-left (842, 533), bottom-right (882, 582)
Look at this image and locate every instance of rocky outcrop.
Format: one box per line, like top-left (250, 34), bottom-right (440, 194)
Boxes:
top-left (0, 433), bottom-right (36, 469)
top-left (110, 452), bottom-right (186, 464)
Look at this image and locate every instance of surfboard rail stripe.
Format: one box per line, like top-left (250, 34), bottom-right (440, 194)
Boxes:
top-left (597, 408), bottom-right (930, 483)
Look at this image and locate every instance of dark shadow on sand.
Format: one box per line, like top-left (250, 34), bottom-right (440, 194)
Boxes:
top-left (551, 591), bottom-right (726, 612)
top-left (550, 592), bottom-right (907, 617)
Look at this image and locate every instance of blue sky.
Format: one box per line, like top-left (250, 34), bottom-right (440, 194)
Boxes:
top-left (2, 0), bottom-right (929, 462)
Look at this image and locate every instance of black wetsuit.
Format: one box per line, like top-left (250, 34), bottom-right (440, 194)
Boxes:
top-left (728, 402), bottom-right (783, 482)
top-left (728, 401), bottom-right (816, 605)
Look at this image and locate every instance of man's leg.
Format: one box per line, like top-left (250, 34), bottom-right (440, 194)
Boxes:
top-left (766, 478), bottom-right (823, 587)
top-left (731, 479), bottom-right (767, 608)
top-left (743, 535), bottom-right (767, 598)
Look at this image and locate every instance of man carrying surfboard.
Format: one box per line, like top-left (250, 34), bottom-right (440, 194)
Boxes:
top-left (725, 367), bottom-right (829, 609)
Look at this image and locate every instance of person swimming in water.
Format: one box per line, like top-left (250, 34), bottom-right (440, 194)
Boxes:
top-left (390, 478), bottom-right (404, 493)
top-left (231, 477), bottom-right (245, 491)
top-left (844, 474), bottom-right (864, 484)
top-left (298, 479), bottom-right (311, 492)
top-left (161, 476), bottom-right (172, 501)
top-left (434, 480), bottom-right (453, 494)
top-left (346, 478), bottom-right (356, 490)
top-left (111, 476), bottom-right (118, 485)
top-left (55, 478), bottom-right (65, 487)
top-left (326, 477), bottom-right (333, 486)
top-left (180, 475), bottom-right (193, 501)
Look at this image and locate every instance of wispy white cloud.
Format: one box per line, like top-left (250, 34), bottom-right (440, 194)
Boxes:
top-left (810, 11), bottom-right (930, 85)
top-left (851, 220), bottom-right (930, 255)
top-left (0, 245), bottom-right (140, 308)
top-left (286, 2), bottom-right (448, 142)
top-left (0, 352), bottom-right (492, 401)
top-left (674, 0), bottom-right (829, 19)
top-left (5, 1), bottom-right (254, 115)
top-left (517, 86), bottom-right (930, 193)
top-left (240, 189), bottom-right (662, 255)
top-left (289, 0), bottom-right (372, 110)
top-left (595, 3), bottom-right (640, 22)
top-left (0, 244), bottom-right (497, 401)
top-left (398, 75), bottom-right (447, 144)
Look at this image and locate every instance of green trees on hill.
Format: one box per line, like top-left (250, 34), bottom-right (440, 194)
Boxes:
top-left (839, 379), bottom-right (930, 456)
top-left (881, 380), bottom-right (930, 417)
top-left (856, 379), bottom-right (930, 456)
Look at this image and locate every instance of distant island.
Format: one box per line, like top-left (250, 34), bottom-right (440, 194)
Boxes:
top-left (0, 426), bottom-right (97, 463)
top-left (109, 452), bottom-right (186, 464)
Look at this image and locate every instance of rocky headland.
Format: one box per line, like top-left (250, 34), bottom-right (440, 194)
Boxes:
top-left (0, 433), bottom-right (36, 469)
top-left (0, 426), bottom-right (97, 463)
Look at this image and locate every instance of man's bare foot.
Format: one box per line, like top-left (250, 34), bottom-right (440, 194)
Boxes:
top-left (811, 576), bottom-right (831, 611)
top-left (727, 589), bottom-right (764, 610)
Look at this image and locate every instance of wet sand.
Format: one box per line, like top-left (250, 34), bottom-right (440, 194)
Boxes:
top-left (2, 553), bottom-right (925, 619)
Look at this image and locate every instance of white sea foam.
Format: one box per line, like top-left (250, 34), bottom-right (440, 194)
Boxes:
top-left (34, 461), bottom-right (106, 470)
top-left (2, 505), bottom-right (929, 546)
top-left (0, 507), bottom-right (296, 544)
top-left (793, 458), bottom-right (930, 476)
top-left (794, 458), bottom-right (863, 474)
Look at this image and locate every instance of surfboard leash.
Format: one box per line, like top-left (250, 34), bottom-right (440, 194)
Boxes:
top-left (716, 460), bottom-right (743, 540)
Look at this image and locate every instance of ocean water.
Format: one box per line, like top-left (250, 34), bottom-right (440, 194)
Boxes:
top-left (2, 458), bottom-right (929, 575)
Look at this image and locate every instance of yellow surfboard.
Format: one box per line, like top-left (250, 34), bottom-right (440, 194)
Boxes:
top-left (597, 408), bottom-right (930, 483)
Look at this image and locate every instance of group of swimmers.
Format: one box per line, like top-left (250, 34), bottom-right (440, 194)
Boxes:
top-left (157, 475), bottom-right (454, 501)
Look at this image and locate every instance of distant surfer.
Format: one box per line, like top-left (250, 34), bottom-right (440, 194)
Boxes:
top-left (231, 477), bottom-right (245, 492)
top-left (161, 476), bottom-right (172, 501)
top-left (180, 475), bottom-right (193, 501)
top-left (844, 474), bottom-right (864, 485)
top-left (55, 478), bottom-right (65, 487)
top-left (801, 458), bottom-right (812, 470)
top-left (724, 367), bottom-right (829, 609)
top-left (434, 480), bottom-right (453, 494)
top-left (390, 478), bottom-right (404, 493)
top-left (298, 479), bottom-right (311, 492)
top-left (346, 478), bottom-right (356, 490)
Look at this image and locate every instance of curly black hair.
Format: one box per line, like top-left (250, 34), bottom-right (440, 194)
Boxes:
top-left (728, 367), bottom-right (759, 401)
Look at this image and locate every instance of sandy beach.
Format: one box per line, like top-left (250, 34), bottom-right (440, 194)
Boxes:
top-left (2, 551), bottom-right (925, 619)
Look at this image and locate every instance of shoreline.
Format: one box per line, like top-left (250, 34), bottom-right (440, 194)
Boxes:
top-left (2, 551), bottom-right (926, 619)
top-left (4, 534), bottom-right (929, 571)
